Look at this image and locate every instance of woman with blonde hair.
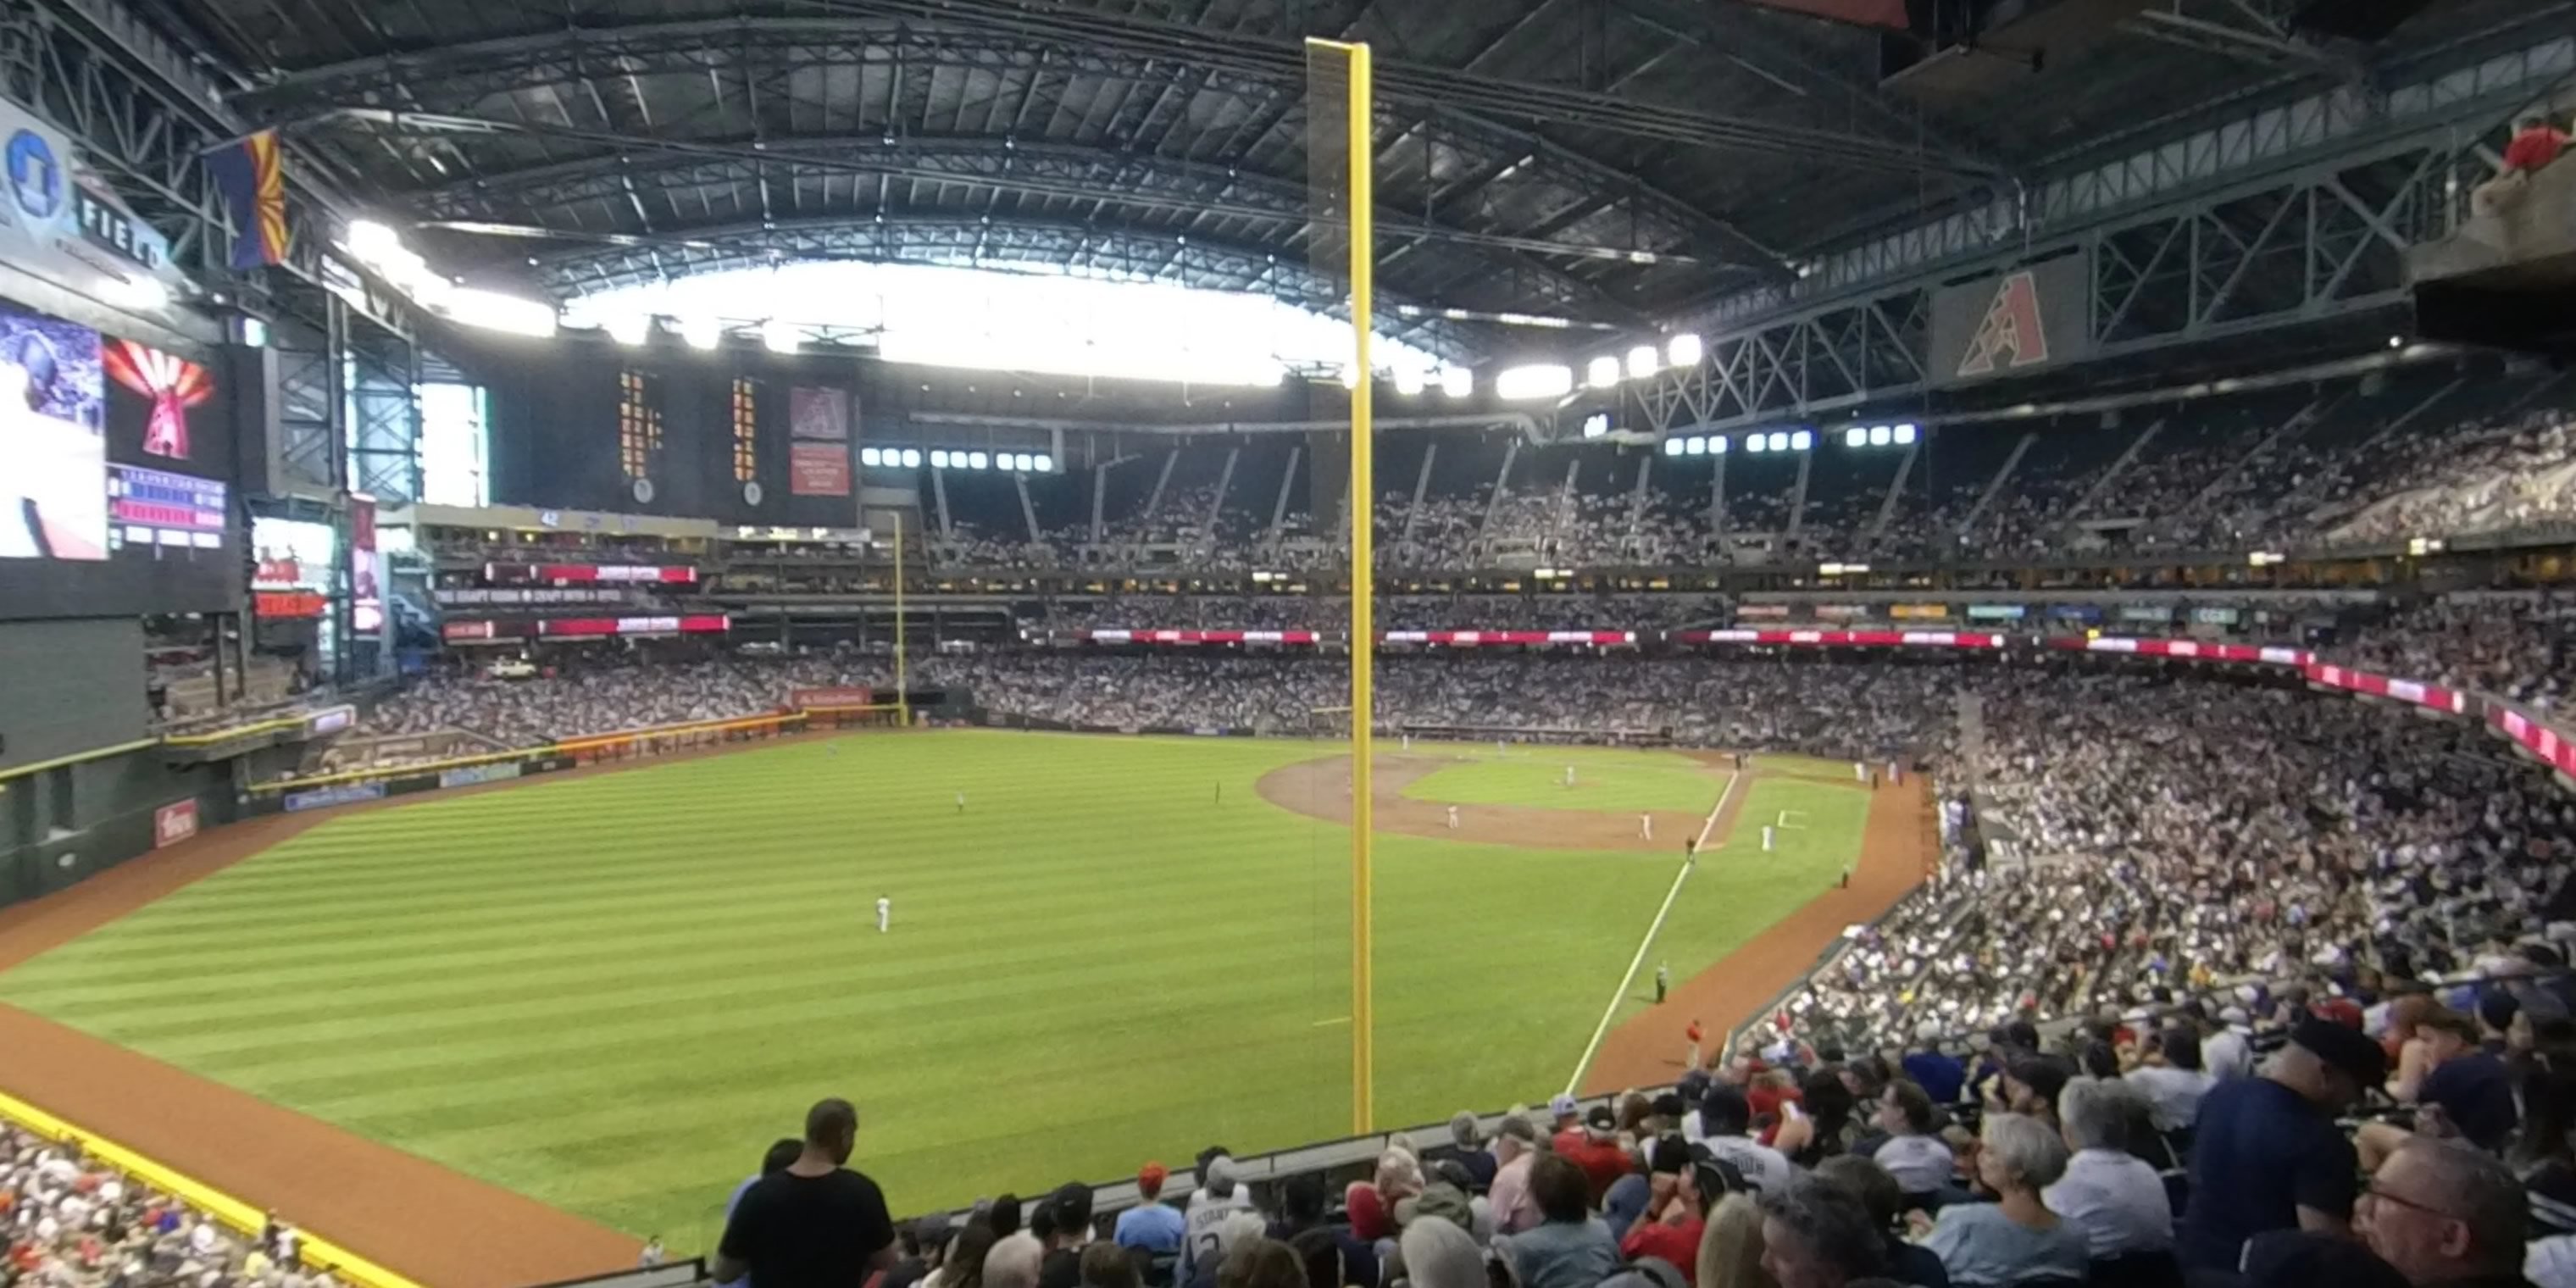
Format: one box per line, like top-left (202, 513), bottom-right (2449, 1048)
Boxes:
top-left (1694, 1194), bottom-right (1774, 1288)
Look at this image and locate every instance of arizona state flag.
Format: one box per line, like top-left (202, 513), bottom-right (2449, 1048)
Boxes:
top-left (208, 130), bottom-right (290, 269)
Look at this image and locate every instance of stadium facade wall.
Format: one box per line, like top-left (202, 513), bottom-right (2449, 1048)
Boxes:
top-left (0, 741), bottom-right (239, 912)
top-left (0, 619), bottom-right (151, 772)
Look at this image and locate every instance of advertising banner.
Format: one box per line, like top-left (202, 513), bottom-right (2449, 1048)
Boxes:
top-left (2493, 705), bottom-right (2576, 779)
top-left (1930, 254), bottom-right (2091, 386)
top-left (1736, 604), bottom-right (1791, 620)
top-left (438, 762), bottom-right (523, 790)
top-left (2118, 605), bottom-right (2172, 623)
top-left (151, 800), bottom-right (197, 848)
top-left (791, 686), bottom-right (879, 709)
top-left (284, 781), bottom-right (387, 813)
top-left (791, 442), bottom-right (851, 497)
top-left (1813, 605), bottom-right (1869, 621)
top-left (480, 563), bottom-right (698, 585)
top-left (254, 591), bottom-right (327, 619)
top-left (1678, 629), bottom-right (2010, 649)
top-left (790, 387), bottom-right (850, 440)
top-left (2051, 636), bottom-right (2311, 666)
top-left (1890, 604), bottom-right (1950, 620)
top-left (2304, 663), bottom-right (2471, 714)
top-left (1965, 604), bottom-right (2028, 620)
top-left (350, 493), bottom-right (383, 635)
top-left (0, 93), bottom-right (188, 307)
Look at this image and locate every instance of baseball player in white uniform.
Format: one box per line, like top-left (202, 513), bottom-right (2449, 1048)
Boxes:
top-left (1640, 813), bottom-right (1653, 841)
top-left (874, 896), bottom-right (891, 933)
top-left (1563, 765), bottom-right (1577, 788)
top-left (1446, 805), bottom-right (1460, 830)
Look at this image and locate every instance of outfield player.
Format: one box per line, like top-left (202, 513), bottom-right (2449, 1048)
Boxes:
top-left (954, 791), bottom-right (966, 813)
top-left (1446, 804), bottom-right (1460, 830)
top-left (874, 896), bottom-right (891, 933)
top-left (1639, 813), bottom-right (1653, 841)
top-left (1563, 764), bottom-right (1577, 789)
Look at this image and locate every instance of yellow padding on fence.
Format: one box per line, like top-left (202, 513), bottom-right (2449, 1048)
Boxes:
top-left (0, 1088), bottom-right (424, 1288)
top-left (161, 713), bottom-right (321, 748)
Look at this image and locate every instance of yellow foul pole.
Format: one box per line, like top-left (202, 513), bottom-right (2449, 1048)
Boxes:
top-left (1343, 38), bottom-right (1377, 1137)
top-left (893, 519), bottom-right (910, 727)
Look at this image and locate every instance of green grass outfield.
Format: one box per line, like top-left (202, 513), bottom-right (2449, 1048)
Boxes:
top-left (0, 730), bottom-right (1865, 1247)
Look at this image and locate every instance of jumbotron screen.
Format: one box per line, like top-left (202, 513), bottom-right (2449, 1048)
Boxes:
top-left (0, 295), bottom-right (237, 619)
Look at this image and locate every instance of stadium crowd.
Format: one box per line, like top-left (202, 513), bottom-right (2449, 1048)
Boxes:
top-left (1, 1122), bottom-right (321, 1288)
top-left (298, 602), bottom-right (2576, 1288)
top-left (715, 953), bottom-right (2576, 1288)
top-left (694, 367), bottom-right (2575, 579)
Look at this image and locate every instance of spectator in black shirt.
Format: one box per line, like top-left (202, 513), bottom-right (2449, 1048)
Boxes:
top-left (2179, 1019), bottom-right (2384, 1272)
top-left (2416, 1012), bottom-right (2523, 1153)
top-left (713, 1097), bottom-right (899, 1288)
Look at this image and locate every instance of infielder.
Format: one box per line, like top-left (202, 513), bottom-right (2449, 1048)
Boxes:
top-left (874, 895), bottom-right (891, 933)
top-left (1639, 813), bottom-right (1653, 841)
top-left (1446, 804), bottom-right (1460, 830)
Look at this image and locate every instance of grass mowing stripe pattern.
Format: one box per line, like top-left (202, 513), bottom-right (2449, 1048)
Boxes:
top-left (0, 730), bottom-right (1863, 1249)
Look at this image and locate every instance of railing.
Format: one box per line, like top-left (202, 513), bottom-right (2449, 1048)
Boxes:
top-left (242, 713), bottom-right (813, 813)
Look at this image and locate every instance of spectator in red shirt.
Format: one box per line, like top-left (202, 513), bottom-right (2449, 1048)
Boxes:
top-left (1557, 1105), bottom-right (1638, 1204)
top-left (1618, 1146), bottom-right (1729, 1285)
top-left (2477, 114), bottom-right (2572, 215)
top-left (2507, 115), bottom-right (2570, 172)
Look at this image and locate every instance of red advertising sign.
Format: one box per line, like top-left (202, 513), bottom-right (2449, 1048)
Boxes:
top-left (443, 621), bottom-right (501, 641)
top-left (2493, 705), bottom-right (2576, 778)
top-left (791, 686), bottom-right (879, 710)
top-left (1083, 630), bottom-right (1325, 645)
top-left (254, 591), bottom-right (329, 619)
top-left (2046, 636), bottom-right (2312, 666)
top-left (1678, 630), bottom-right (2010, 649)
top-left (791, 442), bottom-right (852, 497)
top-left (2302, 663), bottom-right (2471, 713)
top-left (531, 614), bottom-right (732, 638)
top-left (253, 558), bottom-right (303, 587)
top-left (153, 800), bottom-right (198, 848)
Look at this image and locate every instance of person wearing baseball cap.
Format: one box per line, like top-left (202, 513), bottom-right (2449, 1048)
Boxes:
top-left (1617, 1137), bottom-right (1724, 1284)
top-left (2179, 1017), bottom-right (2389, 1271)
top-left (1113, 1164), bottom-right (1183, 1255)
top-left (1557, 1104), bottom-right (1636, 1204)
top-left (1546, 1094), bottom-right (1585, 1152)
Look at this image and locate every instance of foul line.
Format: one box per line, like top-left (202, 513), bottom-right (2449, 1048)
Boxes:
top-left (1559, 767), bottom-right (1743, 1096)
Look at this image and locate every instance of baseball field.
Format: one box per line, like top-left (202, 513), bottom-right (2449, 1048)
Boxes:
top-left (0, 730), bottom-right (1923, 1277)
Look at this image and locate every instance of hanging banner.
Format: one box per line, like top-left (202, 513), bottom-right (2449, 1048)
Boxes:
top-left (1930, 254), bottom-right (2091, 386)
top-left (790, 387), bottom-right (849, 441)
top-left (350, 493), bottom-right (383, 635)
top-left (791, 442), bottom-right (851, 496)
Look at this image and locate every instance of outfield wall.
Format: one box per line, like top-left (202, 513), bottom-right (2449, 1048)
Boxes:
top-left (0, 741), bottom-right (242, 913)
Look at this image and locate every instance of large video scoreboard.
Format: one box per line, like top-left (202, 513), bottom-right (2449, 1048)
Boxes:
top-left (0, 295), bottom-right (239, 619)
